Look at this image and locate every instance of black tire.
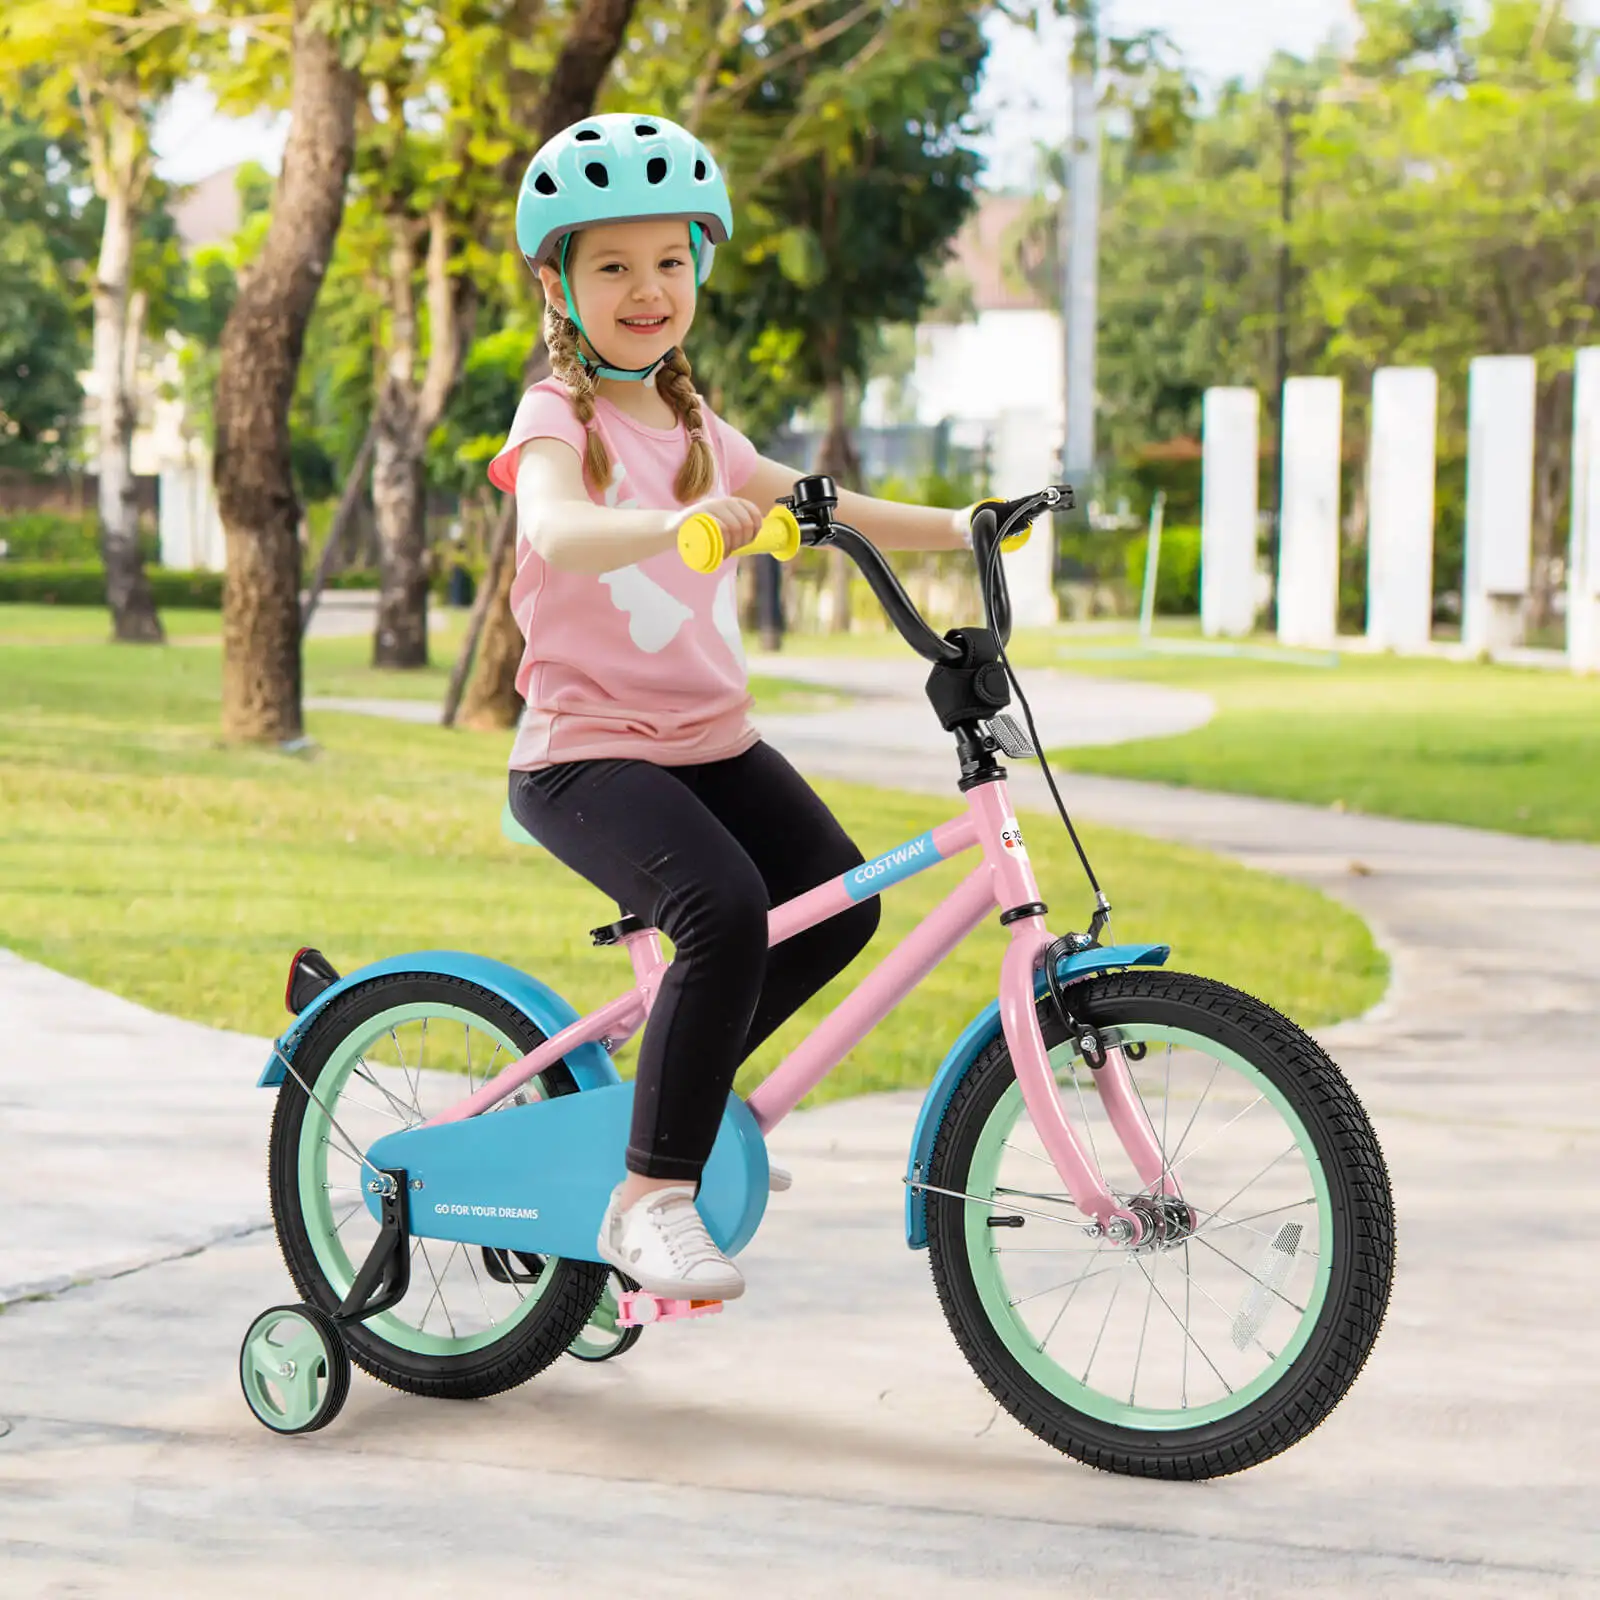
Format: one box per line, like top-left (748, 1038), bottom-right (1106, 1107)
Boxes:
top-left (239, 1302), bottom-right (351, 1435)
top-left (926, 969), bottom-right (1394, 1480)
top-left (268, 972), bottom-right (609, 1401)
top-left (567, 1271), bottom-right (645, 1363)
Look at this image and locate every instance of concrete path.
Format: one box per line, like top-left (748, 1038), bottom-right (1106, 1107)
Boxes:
top-left (2, 652), bottom-right (1597, 1596)
top-left (306, 651), bottom-right (1218, 747)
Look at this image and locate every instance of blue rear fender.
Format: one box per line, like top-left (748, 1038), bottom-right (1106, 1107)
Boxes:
top-left (903, 942), bottom-right (1170, 1248)
top-left (257, 951), bottom-right (621, 1092)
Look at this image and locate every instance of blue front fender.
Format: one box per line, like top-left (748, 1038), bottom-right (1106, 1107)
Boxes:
top-left (257, 951), bottom-right (621, 1092)
top-left (903, 942), bottom-right (1169, 1248)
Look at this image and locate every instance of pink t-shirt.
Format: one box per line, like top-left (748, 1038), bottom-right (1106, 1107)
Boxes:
top-left (487, 378), bottom-right (762, 770)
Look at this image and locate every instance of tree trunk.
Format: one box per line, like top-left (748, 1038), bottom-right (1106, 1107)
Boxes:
top-left (371, 380), bottom-right (430, 667)
top-left (459, 0), bottom-right (641, 729)
top-left (92, 177), bottom-right (163, 643)
top-left (814, 375), bottom-right (861, 634)
top-left (456, 407), bottom-right (541, 731)
top-left (370, 208), bottom-right (476, 670)
top-left (213, 2), bottom-right (361, 743)
top-left (371, 223), bottom-right (428, 668)
top-left (300, 422), bottom-right (377, 637)
top-left (1529, 369), bottom-right (1573, 639)
top-left (441, 492), bottom-right (518, 728)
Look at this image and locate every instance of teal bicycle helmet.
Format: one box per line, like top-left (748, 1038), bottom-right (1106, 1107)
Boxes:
top-left (516, 113), bottom-right (734, 382)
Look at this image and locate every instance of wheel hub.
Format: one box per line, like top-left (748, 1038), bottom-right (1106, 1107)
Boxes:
top-left (1123, 1194), bottom-right (1195, 1251)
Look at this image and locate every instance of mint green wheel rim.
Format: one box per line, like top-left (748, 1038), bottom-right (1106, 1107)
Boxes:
top-left (296, 999), bottom-right (558, 1357)
top-left (241, 1308), bottom-right (337, 1431)
top-left (961, 1024), bottom-right (1334, 1431)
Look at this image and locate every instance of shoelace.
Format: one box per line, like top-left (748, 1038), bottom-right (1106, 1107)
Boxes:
top-left (645, 1191), bottom-right (723, 1272)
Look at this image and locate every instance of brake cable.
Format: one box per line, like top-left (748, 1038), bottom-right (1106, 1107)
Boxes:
top-left (978, 499), bottom-right (1113, 948)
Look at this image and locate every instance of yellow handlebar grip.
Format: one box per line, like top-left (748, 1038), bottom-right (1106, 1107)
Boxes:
top-left (678, 505), bottom-right (802, 573)
top-left (974, 498), bottom-right (1032, 554)
top-left (677, 513), bottom-right (724, 573)
top-left (751, 504), bottom-right (802, 561)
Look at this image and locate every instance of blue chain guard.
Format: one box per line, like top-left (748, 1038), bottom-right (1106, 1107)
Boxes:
top-left (363, 1083), bottom-right (769, 1262)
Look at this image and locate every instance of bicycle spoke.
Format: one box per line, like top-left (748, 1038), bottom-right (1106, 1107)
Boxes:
top-left (994, 1184), bottom-right (1078, 1205)
top-left (389, 1029), bottom-right (423, 1120)
top-left (1178, 1255), bottom-right (1282, 1363)
top-left (330, 1202), bottom-right (363, 1235)
top-left (351, 1062), bottom-right (417, 1124)
top-left (415, 1240), bottom-right (458, 1338)
top-left (1164, 1058), bottom-right (1220, 1181)
top-left (1137, 1248), bottom-right (1232, 1398)
top-left (1080, 1258), bottom-right (1130, 1385)
top-left (1008, 1253), bottom-right (1124, 1309)
top-left (463, 1243), bottom-right (497, 1328)
top-left (1066, 1061), bottom-right (1103, 1179)
top-left (1191, 1197), bottom-right (1321, 1259)
top-left (1001, 1138), bottom-right (1063, 1172)
top-left (1141, 1093), bottom-right (1267, 1196)
top-left (1192, 1233), bottom-right (1308, 1316)
top-left (1208, 1142), bottom-right (1300, 1221)
top-left (1129, 1260), bottom-right (1157, 1406)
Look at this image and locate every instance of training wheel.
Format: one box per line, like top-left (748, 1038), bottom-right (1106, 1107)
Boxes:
top-left (567, 1271), bottom-right (644, 1363)
top-left (239, 1303), bottom-right (351, 1435)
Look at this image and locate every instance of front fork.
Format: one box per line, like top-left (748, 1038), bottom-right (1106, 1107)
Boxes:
top-left (998, 931), bottom-right (1181, 1244)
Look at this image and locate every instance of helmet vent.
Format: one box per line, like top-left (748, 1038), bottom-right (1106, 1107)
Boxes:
top-left (533, 170), bottom-right (558, 196)
top-left (584, 162), bottom-right (610, 188)
top-left (646, 156), bottom-right (668, 185)
top-left (635, 122), bottom-right (658, 137)
top-left (694, 159), bottom-right (708, 181)
top-left (575, 127), bottom-right (602, 142)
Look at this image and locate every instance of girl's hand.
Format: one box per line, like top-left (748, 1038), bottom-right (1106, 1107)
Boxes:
top-left (675, 495), bottom-right (765, 554)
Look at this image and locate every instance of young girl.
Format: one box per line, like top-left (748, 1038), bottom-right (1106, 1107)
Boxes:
top-left (491, 114), bottom-right (986, 1303)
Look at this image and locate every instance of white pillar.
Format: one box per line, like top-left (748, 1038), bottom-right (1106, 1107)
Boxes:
top-left (1464, 355), bottom-right (1536, 654)
top-left (1367, 367), bottom-right (1438, 653)
top-left (1277, 376), bottom-right (1342, 648)
top-left (1201, 387), bottom-right (1259, 637)
top-left (1569, 348), bottom-right (1600, 674)
top-left (991, 409), bottom-right (1060, 628)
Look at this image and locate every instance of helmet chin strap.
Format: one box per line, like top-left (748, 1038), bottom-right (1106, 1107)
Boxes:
top-left (557, 227), bottom-right (699, 384)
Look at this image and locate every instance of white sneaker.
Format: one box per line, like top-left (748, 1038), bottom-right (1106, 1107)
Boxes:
top-left (769, 1163), bottom-right (793, 1193)
top-left (597, 1184), bottom-right (746, 1301)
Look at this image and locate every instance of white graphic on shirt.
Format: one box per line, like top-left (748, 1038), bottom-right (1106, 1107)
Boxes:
top-left (711, 569), bottom-right (747, 670)
top-left (595, 461), bottom-right (694, 654)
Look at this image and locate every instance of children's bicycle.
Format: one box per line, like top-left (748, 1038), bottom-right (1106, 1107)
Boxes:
top-left (240, 477), bottom-right (1394, 1480)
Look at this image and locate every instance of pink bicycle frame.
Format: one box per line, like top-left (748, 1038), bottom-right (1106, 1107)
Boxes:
top-left (425, 772), bottom-right (1172, 1235)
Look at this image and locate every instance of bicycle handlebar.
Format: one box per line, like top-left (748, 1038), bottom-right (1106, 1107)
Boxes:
top-left (675, 475), bottom-right (1073, 667)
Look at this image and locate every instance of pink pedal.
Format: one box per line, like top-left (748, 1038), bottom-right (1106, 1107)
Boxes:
top-left (615, 1291), bottom-right (726, 1328)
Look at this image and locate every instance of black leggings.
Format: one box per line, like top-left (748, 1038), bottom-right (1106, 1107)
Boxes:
top-left (508, 741), bottom-right (880, 1180)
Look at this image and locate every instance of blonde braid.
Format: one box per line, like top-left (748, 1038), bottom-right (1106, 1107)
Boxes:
top-left (542, 295), bottom-right (614, 493)
top-left (655, 348), bottom-right (716, 503)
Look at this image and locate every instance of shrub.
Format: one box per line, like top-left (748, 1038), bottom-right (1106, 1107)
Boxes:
top-left (1125, 524), bottom-right (1201, 616)
top-left (0, 562), bottom-right (224, 608)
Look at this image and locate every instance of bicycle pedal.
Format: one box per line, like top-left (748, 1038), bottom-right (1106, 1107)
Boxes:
top-left (615, 1292), bottom-right (726, 1328)
top-left (986, 713), bottom-right (1034, 759)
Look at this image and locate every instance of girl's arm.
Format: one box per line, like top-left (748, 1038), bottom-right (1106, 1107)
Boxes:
top-left (515, 438), bottom-right (762, 575)
top-left (735, 456), bottom-right (969, 552)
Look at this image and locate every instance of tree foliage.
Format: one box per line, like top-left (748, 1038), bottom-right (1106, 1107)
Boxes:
top-left (0, 102), bottom-right (98, 471)
top-left (1037, 0), bottom-right (1600, 621)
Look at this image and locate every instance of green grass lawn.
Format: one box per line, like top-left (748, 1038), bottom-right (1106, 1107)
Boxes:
top-left (754, 618), bottom-right (1600, 843)
top-left (1030, 631), bottom-right (1600, 842)
top-left (0, 625), bottom-right (1383, 1103)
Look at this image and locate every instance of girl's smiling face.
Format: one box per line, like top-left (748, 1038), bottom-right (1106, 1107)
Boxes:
top-left (539, 219), bottom-right (697, 370)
